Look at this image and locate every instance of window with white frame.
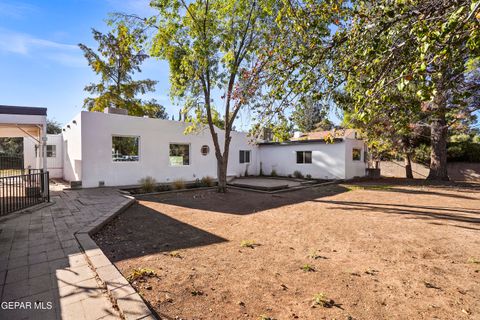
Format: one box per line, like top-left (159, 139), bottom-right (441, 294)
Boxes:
top-left (46, 145), bottom-right (56, 158)
top-left (112, 136), bottom-right (139, 162)
top-left (36, 145), bottom-right (56, 158)
top-left (296, 151), bottom-right (312, 164)
top-left (170, 144), bottom-right (190, 166)
top-left (239, 150), bottom-right (251, 164)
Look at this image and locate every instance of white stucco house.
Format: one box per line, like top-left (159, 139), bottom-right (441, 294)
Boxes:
top-left (20, 108), bottom-right (366, 188)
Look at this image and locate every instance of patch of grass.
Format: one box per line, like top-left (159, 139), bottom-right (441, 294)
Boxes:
top-left (139, 176), bottom-right (156, 193)
top-left (168, 251), bottom-right (182, 258)
top-left (307, 249), bottom-right (327, 260)
top-left (301, 264), bottom-right (315, 272)
top-left (127, 268), bottom-right (157, 282)
top-left (467, 257), bottom-right (480, 264)
top-left (240, 240), bottom-right (259, 248)
top-left (201, 175), bottom-right (215, 187)
top-left (293, 170), bottom-right (304, 179)
top-left (258, 316), bottom-right (276, 320)
top-left (172, 179), bottom-right (186, 190)
top-left (312, 293), bottom-right (334, 308)
top-left (345, 184), bottom-right (392, 191)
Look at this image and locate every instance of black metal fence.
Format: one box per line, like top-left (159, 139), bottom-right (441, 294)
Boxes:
top-left (0, 154), bottom-right (24, 177)
top-left (0, 171), bottom-right (50, 216)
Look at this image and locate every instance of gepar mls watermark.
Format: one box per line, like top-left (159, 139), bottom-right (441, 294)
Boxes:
top-left (1, 301), bottom-right (53, 310)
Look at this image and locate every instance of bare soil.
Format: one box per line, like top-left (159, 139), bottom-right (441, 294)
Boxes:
top-left (93, 179), bottom-right (480, 320)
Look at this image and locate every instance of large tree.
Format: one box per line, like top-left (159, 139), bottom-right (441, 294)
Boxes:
top-left (79, 24), bottom-right (167, 118)
top-left (333, 0), bottom-right (480, 180)
top-left (147, 0), bottom-right (287, 192)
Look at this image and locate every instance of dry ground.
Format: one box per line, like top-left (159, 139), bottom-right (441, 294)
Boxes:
top-left (93, 179), bottom-right (480, 320)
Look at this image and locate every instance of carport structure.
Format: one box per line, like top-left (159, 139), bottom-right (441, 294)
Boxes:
top-left (0, 105), bottom-right (50, 214)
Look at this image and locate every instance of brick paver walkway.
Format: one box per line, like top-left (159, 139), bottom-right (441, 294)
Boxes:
top-left (0, 185), bottom-right (128, 320)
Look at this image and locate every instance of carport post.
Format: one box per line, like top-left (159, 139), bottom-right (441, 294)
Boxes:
top-left (41, 124), bottom-right (48, 197)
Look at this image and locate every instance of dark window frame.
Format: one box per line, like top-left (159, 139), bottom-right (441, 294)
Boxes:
top-left (296, 151), bottom-right (312, 164)
top-left (112, 135), bottom-right (140, 162)
top-left (169, 143), bottom-right (190, 166)
top-left (239, 150), bottom-right (251, 164)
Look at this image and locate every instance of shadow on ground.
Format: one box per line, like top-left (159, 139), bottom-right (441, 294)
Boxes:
top-left (93, 203), bottom-right (228, 262)
top-left (136, 183), bottom-right (350, 215)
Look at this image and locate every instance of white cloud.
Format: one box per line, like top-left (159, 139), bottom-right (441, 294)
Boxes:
top-left (0, 1), bottom-right (37, 19)
top-left (0, 28), bottom-right (84, 67)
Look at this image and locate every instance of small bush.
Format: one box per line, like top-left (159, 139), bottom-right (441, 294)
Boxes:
top-left (270, 169), bottom-right (277, 177)
top-left (127, 268), bottom-right (157, 282)
top-left (201, 176), bottom-right (214, 187)
top-left (240, 240), bottom-right (259, 249)
top-left (312, 293), bottom-right (334, 308)
top-left (301, 264), bottom-right (315, 272)
top-left (468, 257), bottom-right (480, 264)
top-left (293, 170), bottom-right (304, 179)
top-left (139, 176), bottom-right (156, 193)
top-left (306, 174), bottom-right (312, 180)
top-left (172, 179), bottom-right (186, 190)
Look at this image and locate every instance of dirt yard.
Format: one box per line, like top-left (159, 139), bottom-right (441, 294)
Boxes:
top-left (93, 179), bottom-right (480, 320)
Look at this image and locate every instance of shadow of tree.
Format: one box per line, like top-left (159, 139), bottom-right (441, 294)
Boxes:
top-left (315, 199), bottom-right (480, 225)
top-left (94, 203), bottom-right (229, 262)
top-left (135, 184), bottom-right (350, 215)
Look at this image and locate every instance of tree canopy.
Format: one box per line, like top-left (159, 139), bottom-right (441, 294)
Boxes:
top-left (79, 24), bottom-right (167, 118)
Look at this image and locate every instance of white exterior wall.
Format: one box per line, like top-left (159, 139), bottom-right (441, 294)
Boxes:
top-left (258, 141), bottom-right (347, 179)
top-left (344, 138), bottom-right (367, 179)
top-left (23, 134), bottom-right (63, 178)
top-left (75, 111), bottom-right (260, 188)
top-left (62, 113), bottom-right (83, 182)
top-left (224, 131), bottom-right (259, 177)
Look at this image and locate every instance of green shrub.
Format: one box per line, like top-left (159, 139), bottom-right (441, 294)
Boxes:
top-left (293, 170), bottom-right (304, 179)
top-left (270, 169), bottom-right (277, 177)
top-left (172, 179), bottom-right (186, 190)
top-left (306, 174), bottom-right (312, 180)
top-left (312, 293), bottom-right (334, 308)
top-left (139, 176), bottom-right (156, 193)
top-left (201, 176), bottom-right (214, 187)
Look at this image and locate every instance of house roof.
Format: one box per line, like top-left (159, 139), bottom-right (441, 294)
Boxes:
top-left (258, 138), bottom-right (344, 146)
top-left (290, 129), bottom-right (358, 141)
top-left (0, 105), bottom-right (47, 116)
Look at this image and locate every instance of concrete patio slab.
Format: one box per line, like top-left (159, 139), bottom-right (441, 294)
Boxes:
top-left (0, 185), bottom-right (143, 320)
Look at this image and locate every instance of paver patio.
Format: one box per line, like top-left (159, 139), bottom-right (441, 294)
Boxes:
top-left (0, 184), bottom-right (132, 320)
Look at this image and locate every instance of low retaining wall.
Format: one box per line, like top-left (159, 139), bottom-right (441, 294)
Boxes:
top-left (379, 161), bottom-right (480, 182)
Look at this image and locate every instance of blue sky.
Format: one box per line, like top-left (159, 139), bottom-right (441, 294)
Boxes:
top-left (0, 0), bottom-right (175, 125)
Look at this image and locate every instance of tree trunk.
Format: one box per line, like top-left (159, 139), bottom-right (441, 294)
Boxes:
top-left (404, 153), bottom-right (413, 179)
top-left (427, 91), bottom-right (449, 181)
top-left (216, 157), bottom-right (228, 193)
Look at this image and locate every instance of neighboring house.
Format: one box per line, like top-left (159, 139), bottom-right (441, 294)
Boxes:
top-left (20, 108), bottom-right (367, 188)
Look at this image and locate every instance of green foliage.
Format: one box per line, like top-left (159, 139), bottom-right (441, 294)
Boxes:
top-left (293, 170), bottom-right (304, 179)
top-left (0, 138), bottom-right (23, 155)
top-left (333, 0), bottom-right (480, 178)
top-left (270, 169), bottom-right (277, 177)
top-left (47, 119), bottom-right (62, 134)
top-left (240, 240), bottom-right (258, 249)
top-left (301, 264), bottom-right (315, 272)
top-left (305, 174), bottom-right (312, 180)
top-left (291, 98), bottom-right (332, 132)
top-left (79, 24), bottom-right (167, 118)
top-left (127, 268), bottom-right (157, 282)
top-left (139, 176), bottom-right (157, 193)
top-left (312, 293), bottom-right (334, 308)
